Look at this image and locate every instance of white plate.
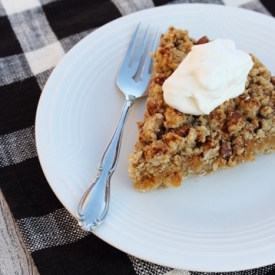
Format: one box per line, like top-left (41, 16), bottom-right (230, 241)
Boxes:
top-left (35, 4), bottom-right (275, 272)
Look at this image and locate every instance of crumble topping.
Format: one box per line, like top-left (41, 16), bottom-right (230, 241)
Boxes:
top-left (128, 27), bottom-right (275, 192)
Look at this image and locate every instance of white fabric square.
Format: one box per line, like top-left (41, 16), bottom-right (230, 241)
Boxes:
top-left (128, 255), bottom-right (173, 275)
top-left (111, 0), bottom-right (154, 15)
top-left (25, 41), bottom-right (65, 75)
top-left (223, 0), bottom-right (253, 6)
top-left (165, 270), bottom-right (190, 275)
top-left (39, 0), bottom-right (60, 5)
top-left (9, 7), bottom-right (58, 52)
top-left (17, 208), bottom-right (89, 252)
top-left (1, 0), bottom-right (40, 15)
top-left (170, 0), bottom-right (223, 4)
top-left (0, 2), bottom-right (6, 16)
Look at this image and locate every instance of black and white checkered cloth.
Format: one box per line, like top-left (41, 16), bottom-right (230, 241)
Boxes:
top-left (0, 0), bottom-right (275, 274)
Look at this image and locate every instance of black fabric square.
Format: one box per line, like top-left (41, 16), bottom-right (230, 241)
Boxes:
top-left (43, 0), bottom-right (121, 40)
top-left (0, 77), bottom-right (41, 135)
top-left (152, 0), bottom-right (174, 6)
top-left (153, 0), bottom-right (223, 5)
top-left (190, 264), bottom-right (275, 275)
top-left (8, 7), bottom-right (59, 52)
top-left (0, 15), bottom-right (23, 57)
top-left (260, 0), bottom-right (275, 16)
top-left (32, 234), bottom-right (136, 275)
top-left (0, 157), bottom-right (63, 219)
top-left (266, 268), bottom-right (275, 275)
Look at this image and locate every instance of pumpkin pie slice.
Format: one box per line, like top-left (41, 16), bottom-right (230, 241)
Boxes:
top-left (128, 27), bottom-right (275, 192)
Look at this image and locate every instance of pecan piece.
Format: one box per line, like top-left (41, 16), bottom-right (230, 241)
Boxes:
top-left (219, 140), bottom-right (232, 160)
top-left (195, 36), bottom-right (209, 45)
top-left (175, 124), bottom-right (190, 137)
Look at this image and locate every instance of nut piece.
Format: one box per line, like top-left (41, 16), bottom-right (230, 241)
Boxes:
top-left (219, 140), bottom-right (232, 160)
top-left (175, 124), bottom-right (190, 137)
top-left (195, 36), bottom-right (209, 45)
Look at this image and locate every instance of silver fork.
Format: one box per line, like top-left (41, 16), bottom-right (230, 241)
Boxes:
top-left (76, 23), bottom-right (159, 231)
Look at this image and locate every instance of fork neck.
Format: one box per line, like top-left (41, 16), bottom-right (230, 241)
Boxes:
top-left (125, 94), bottom-right (136, 105)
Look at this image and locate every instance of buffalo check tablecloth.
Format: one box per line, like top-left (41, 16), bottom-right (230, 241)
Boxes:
top-left (0, 0), bottom-right (275, 274)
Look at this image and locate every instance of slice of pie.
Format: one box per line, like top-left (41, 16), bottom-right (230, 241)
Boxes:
top-left (128, 27), bottom-right (275, 192)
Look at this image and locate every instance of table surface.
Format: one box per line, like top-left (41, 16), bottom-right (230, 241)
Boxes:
top-left (0, 189), bottom-right (39, 275)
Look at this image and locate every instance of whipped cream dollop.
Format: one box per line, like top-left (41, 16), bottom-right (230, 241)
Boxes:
top-left (162, 39), bottom-right (254, 115)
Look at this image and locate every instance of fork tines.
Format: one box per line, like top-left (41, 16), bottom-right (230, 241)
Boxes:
top-left (120, 23), bottom-right (159, 82)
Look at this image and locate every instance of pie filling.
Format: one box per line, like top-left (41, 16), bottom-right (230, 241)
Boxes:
top-left (128, 27), bottom-right (275, 192)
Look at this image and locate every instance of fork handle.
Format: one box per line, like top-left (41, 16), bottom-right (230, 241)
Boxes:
top-left (76, 95), bottom-right (136, 231)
